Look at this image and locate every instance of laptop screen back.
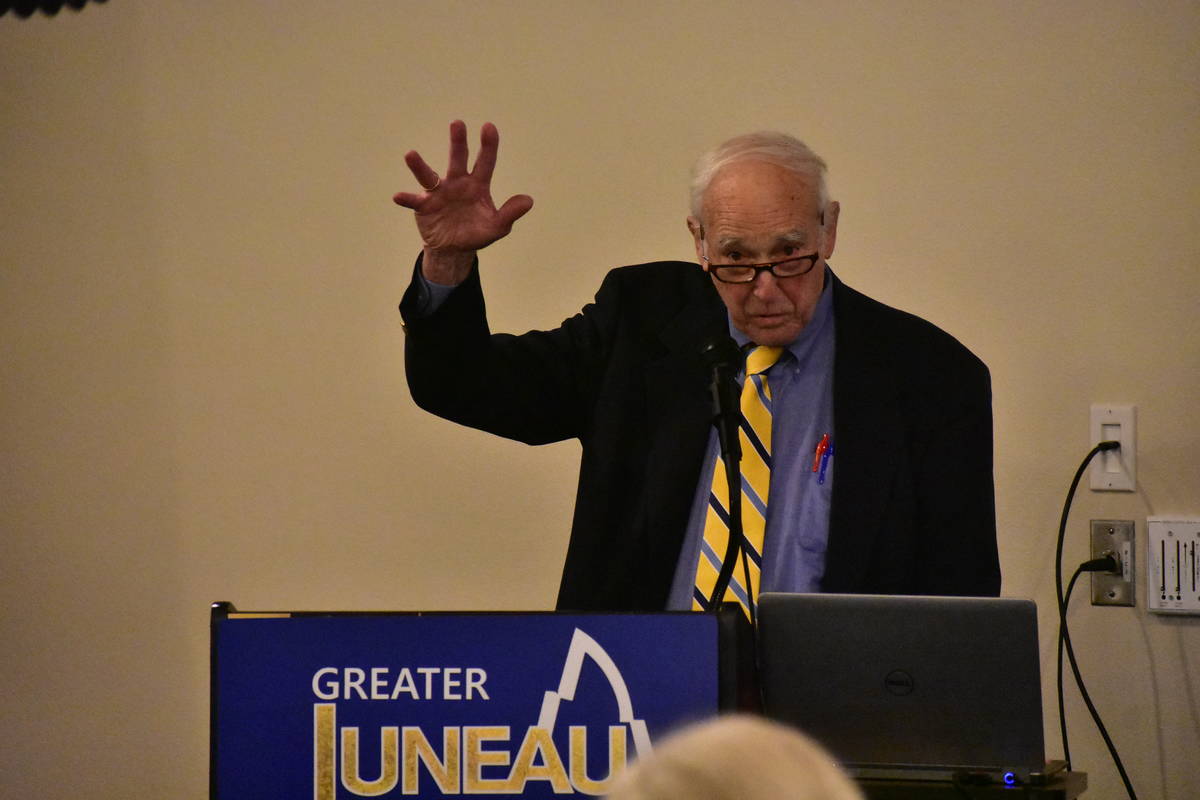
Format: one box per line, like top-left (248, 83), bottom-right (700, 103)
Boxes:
top-left (757, 593), bottom-right (1046, 782)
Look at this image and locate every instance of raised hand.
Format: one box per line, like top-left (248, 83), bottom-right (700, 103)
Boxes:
top-left (394, 121), bottom-right (533, 284)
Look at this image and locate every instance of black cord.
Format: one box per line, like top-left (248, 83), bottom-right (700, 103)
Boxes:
top-left (741, 543), bottom-right (757, 627)
top-left (1057, 555), bottom-right (1118, 769)
top-left (1055, 440), bottom-right (1138, 799)
top-left (1061, 562), bottom-right (1138, 798)
top-left (1054, 442), bottom-right (1114, 768)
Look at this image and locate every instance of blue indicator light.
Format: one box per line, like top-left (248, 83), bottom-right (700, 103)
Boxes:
top-left (1003, 772), bottom-right (1017, 785)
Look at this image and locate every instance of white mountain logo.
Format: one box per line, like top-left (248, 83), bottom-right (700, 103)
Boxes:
top-left (538, 627), bottom-right (654, 758)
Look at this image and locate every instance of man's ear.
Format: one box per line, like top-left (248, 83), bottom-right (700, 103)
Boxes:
top-left (820, 201), bottom-right (840, 260)
top-left (686, 215), bottom-right (707, 266)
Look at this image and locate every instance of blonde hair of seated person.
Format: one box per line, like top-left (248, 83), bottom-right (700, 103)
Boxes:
top-left (605, 715), bottom-right (864, 800)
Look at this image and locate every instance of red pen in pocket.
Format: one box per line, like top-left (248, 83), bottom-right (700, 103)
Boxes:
top-left (812, 433), bottom-right (830, 472)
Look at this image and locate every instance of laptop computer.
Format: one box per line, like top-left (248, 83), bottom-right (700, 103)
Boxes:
top-left (757, 593), bottom-right (1050, 785)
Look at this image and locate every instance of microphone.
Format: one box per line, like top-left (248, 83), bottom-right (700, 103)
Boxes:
top-left (698, 335), bottom-right (746, 613)
top-left (699, 335), bottom-right (742, 464)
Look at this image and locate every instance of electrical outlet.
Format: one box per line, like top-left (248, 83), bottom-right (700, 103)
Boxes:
top-left (1089, 404), bottom-right (1136, 491)
top-left (1147, 518), bottom-right (1200, 614)
top-left (1090, 520), bottom-right (1135, 606)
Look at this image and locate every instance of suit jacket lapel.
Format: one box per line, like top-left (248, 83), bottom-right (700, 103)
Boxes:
top-left (825, 276), bottom-right (906, 590)
top-left (638, 274), bottom-right (728, 569)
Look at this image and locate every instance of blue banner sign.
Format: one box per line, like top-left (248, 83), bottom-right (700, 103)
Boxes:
top-left (211, 609), bottom-right (720, 799)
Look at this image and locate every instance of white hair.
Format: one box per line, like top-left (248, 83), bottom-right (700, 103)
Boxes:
top-left (690, 131), bottom-right (830, 218)
top-left (604, 715), bottom-right (865, 800)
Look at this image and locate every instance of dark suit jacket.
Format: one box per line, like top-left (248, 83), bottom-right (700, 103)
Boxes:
top-left (401, 260), bottom-right (999, 611)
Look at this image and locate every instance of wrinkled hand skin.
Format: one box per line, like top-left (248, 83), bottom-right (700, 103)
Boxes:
top-left (393, 120), bottom-right (534, 285)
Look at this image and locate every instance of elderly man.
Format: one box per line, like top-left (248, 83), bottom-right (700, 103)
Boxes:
top-left (396, 121), bottom-right (999, 613)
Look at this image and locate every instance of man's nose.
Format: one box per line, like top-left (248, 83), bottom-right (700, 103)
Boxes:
top-left (752, 270), bottom-right (783, 298)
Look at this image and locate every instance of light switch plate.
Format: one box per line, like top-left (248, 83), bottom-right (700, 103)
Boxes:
top-left (1089, 404), bottom-right (1135, 491)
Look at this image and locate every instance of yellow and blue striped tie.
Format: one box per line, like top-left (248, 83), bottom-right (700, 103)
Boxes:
top-left (693, 345), bottom-right (784, 617)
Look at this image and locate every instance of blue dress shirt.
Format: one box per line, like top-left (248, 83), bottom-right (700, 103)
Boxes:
top-left (666, 271), bottom-right (837, 608)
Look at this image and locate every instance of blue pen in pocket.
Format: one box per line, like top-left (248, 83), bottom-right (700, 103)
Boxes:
top-left (818, 440), bottom-right (834, 484)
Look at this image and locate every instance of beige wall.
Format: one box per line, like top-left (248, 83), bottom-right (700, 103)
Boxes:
top-left (2, 2), bottom-right (1196, 798)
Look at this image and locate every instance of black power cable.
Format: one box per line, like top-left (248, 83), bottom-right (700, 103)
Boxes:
top-left (1054, 442), bottom-right (1115, 769)
top-left (1054, 441), bottom-right (1138, 799)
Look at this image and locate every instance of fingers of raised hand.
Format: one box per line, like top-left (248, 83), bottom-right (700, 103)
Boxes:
top-left (444, 120), bottom-right (501, 184)
top-left (392, 190), bottom-right (425, 209)
top-left (394, 122), bottom-right (529, 231)
top-left (495, 193), bottom-right (534, 229)
top-left (446, 119), bottom-right (469, 178)
top-left (404, 149), bottom-right (442, 191)
top-left (471, 122), bottom-right (500, 184)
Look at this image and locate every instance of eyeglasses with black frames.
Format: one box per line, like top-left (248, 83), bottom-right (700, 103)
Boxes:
top-left (701, 252), bottom-right (820, 284)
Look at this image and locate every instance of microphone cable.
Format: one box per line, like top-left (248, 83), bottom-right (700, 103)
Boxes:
top-left (699, 336), bottom-right (754, 623)
top-left (1054, 440), bottom-right (1138, 799)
